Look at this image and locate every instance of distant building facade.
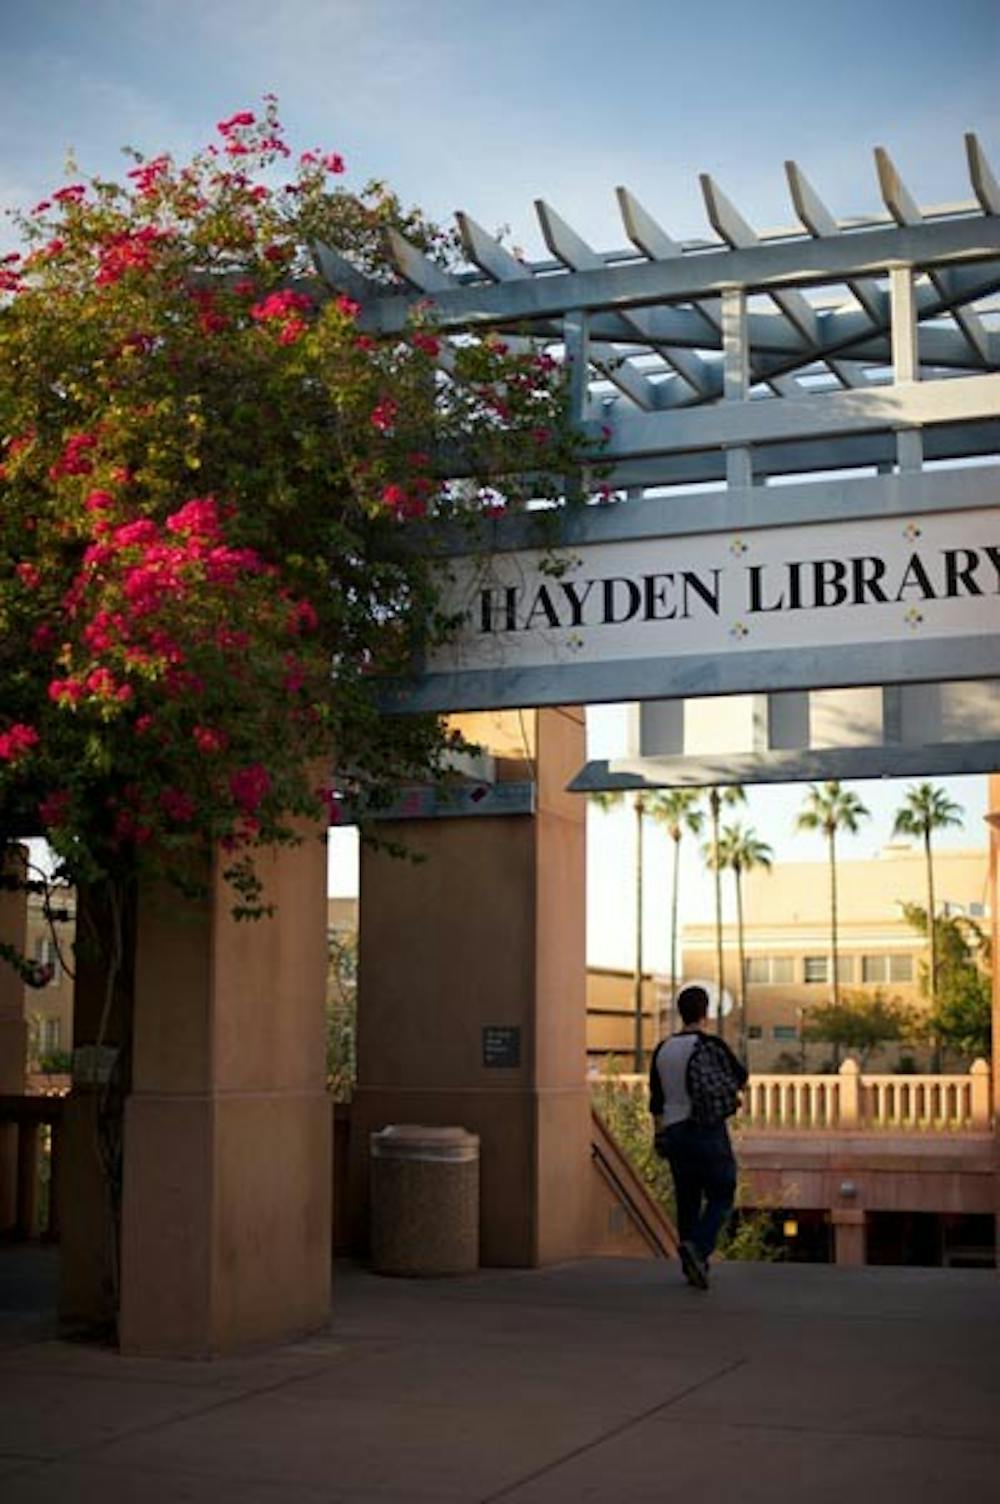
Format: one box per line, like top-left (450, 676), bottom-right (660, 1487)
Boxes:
top-left (22, 888), bottom-right (76, 1069)
top-left (682, 843), bottom-right (989, 1071)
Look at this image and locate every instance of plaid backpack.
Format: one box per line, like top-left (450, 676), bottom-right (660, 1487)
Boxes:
top-left (685, 1034), bottom-right (746, 1126)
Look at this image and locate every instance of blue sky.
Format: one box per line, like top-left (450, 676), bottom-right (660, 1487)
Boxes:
top-left (3, 1), bottom-right (998, 256)
top-left (4, 1), bottom-right (997, 965)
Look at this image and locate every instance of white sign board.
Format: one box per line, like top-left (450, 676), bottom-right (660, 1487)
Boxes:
top-left (402, 505), bottom-right (1000, 712)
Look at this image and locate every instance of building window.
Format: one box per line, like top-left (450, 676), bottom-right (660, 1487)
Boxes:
top-left (40, 1017), bottom-right (61, 1053)
top-left (863, 954), bottom-right (914, 984)
top-left (745, 956), bottom-right (795, 985)
top-left (747, 1025), bottom-right (763, 1040)
top-left (969, 902), bottom-right (986, 918)
top-left (803, 956), bottom-right (828, 984)
top-left (773, 1025), bottom-right (798, 1041)
top-left (33, 936), bottom-right (60, 986)
top-left (834, 956), bottom-right (854, 983)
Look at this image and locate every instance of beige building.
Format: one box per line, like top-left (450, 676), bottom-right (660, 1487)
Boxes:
top-left (23, 889), bottom-right (75, 1070)
top-left (682, 843), bottom-right (989, 1071)
top-left (585, 967), bottom-right (664, 1069)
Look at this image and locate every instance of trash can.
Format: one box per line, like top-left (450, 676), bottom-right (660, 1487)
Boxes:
top-left (370, 1124), bottom-right (479, 1276)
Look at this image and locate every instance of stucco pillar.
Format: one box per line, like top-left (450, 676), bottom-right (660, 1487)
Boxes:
top-left (117, 826), bottom-right (330, 1356)
top-left (351, 706), bottom-right (590, 1267)
top-left (0, 845), bottom-right (29, 1230)
top-left (57, 881), bottom-right (134, 1328)
top-left (831, 1207), bottom-right (866, 1265)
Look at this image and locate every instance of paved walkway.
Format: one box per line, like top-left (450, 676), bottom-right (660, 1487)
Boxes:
top-left (1, 1249), bottom-right (998, 1502)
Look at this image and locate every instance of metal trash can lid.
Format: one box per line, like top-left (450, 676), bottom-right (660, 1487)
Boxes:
top-left (370, 1124), bottom-right (479, 1162)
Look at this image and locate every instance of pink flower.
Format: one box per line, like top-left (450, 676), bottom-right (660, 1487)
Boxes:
top-left (0, 723), bottom-right (39, 762)
top-left (52, 184), bottom-right (86, 204)
top-left (49, 430), bottom-right (97, 479)
top-left (381, 483), bottom-right (426, 520)
top-left (217, 110), bottom-right (256, 134)
top-left (48, 678), bottom-right (84, 706)
top-left (85, 667), bottom-right (118, 699)
top-left (84, 490), bottom-right (115, 513)
top-left (15, 562), bottom-right (41, 589)
top-left (286, 598), bottom-right (318, 634)
top-left (166, 497), bottom-right (222, 539)
top-left (283, 655), bottom-right (305, 693)
top-left (95, 225), bottom-right (166, 286)
top-left (277, 318), bottom-right (306, 345)
top-left (324, 153), bottom-right (346, 174)
top-left (192, 725), bottom-right (227, 755)
top-left (334, 294), bottom-right (360, 319)
top-left (411, 332), bottom-right (440, 357)
top-left (250, 289), bottom-right (311, 322)
top-left (160, 787), bottom-right (196, 823)
top-left (370, 398), bottom-right (397, 433)
top-left (230, 763), bottom-right (271, 814)
top-left (112, 518), bottom-right (159, 549)
top-left (39, 790), bottom-right (70, 829)
top-left (127, 156), bottom-right (170, 196)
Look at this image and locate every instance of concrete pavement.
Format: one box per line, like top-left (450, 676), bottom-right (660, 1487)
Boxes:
top-left (0, 1248), bottom-right (998, 1502)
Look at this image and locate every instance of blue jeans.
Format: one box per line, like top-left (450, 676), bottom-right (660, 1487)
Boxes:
top-left (663, 1120), bottom-right (737, 1262)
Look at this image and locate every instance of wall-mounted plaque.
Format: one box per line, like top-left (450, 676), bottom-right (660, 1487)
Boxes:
top-left (482, 1025), bottom-right (521, 1068)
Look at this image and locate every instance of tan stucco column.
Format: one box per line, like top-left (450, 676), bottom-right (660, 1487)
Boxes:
top-left (0, 845), bottom-right (29, 1229)
top-left (350, 706), bottom-right (590, 1267)
top-left (831, 1207), bottom-right (866, 1265)
top-left (57, 881), bottom-right (134, 1328)
top-left (117, 828), bottom-right (331, 1356)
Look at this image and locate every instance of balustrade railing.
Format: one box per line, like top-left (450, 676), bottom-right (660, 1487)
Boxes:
top-left (598, 1059), bottom-right (992, 1133)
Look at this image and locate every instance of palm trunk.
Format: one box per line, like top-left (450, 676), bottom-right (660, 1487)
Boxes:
top-left (668, 833), bottom-right (681, 1035)
top-left (828, 828), bottom-right (841, 1068)
top-left (925, 827), bottom-right (941, 1072)
top-left (735, 865), bottom-right (747, 1059)
top-left (710, 790), bottom-right (725, 1040)
top-left (632, 798), bottom-right (645, 1072)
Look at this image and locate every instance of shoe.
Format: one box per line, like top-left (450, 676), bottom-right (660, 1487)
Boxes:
top-left (679, 1240), bottom-right (709, 1290)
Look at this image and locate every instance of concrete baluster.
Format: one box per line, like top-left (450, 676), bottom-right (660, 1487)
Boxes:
top-left (839, 1059), bottom-right (860, 1128)
top-left (970, 1059), bottom-right (991, 1130)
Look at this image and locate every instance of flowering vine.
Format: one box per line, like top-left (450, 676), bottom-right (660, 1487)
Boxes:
top-left (0, 98), bottom-right (581, 917)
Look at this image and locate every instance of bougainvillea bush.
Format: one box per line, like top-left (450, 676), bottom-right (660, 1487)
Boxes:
top-left (0, 99), bottom-right (576, 922)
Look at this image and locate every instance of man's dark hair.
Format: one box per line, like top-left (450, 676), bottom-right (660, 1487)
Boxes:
top-left (677, 985), bottom-right (710, 1025)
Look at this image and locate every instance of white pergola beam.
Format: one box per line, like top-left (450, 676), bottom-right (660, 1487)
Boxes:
top-left (967, 132), bottom-right (1000, 215)
top-left (536, 198), bottom-right (715, 400)
top-left (786, 159), bottom-right (884, 326)
top-left (604, 371), bottom-right (1000, 458)
top-left (877, 145), bottom-right (990, 364)
top-left (356, 216), bottom-right (1000, 337)
top-left (701, 173), bottom-right (821, 347)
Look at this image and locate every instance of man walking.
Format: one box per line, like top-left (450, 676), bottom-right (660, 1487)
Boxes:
top-left (649, 984), bottom-right (747, 1289)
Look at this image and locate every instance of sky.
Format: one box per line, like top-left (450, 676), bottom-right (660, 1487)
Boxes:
top-left (4, 0), bottom-right (998, 967)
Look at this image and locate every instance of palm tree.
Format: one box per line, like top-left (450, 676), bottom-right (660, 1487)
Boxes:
top-left (646, 790), bottom-right (704, 1035)
top-left (591, 790), bottom-right (648, 1071)
top-left (715, 823), bottom-right (773, 1058)
top-left (892, 782), bottom-right (963, 1070)
top-left (795, 781), bottom-right (870, 1014)
top-left (705, 785), bottom-right (746, 1041)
